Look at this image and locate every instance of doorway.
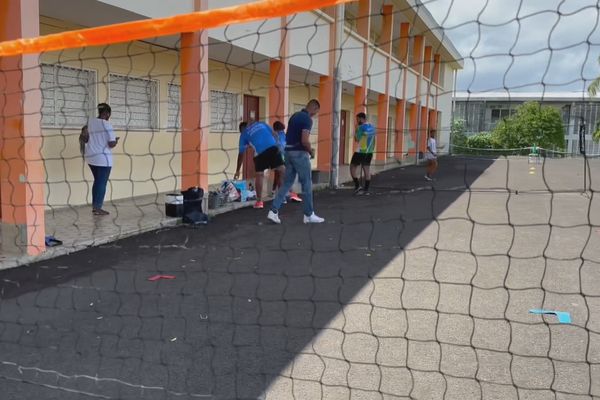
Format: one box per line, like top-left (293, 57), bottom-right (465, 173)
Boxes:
top-left (242, 95), bottom-right (260, 180)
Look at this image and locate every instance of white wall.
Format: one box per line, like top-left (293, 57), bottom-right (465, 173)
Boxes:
top-left (438, 69), bottom-right (456, 154)
top-left (340, 33), bottom-right (363, 86)
top-left (389, 62), bottom-right (402, 99)
top-left (98, 0), bottom-right (193, 17)
top-left (367, 49), bottom-right (387, 94)
top-left (288, 12), bottom-right (330, 76)
top-left (210, 19), bottom-right (282, 59)
top-left (406, 70), bottom-right (418, 103)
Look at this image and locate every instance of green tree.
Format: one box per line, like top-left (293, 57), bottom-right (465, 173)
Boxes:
top-left (587, 72), bottom-right (600, 142)
top-left (492, 101), bottom-right (564, 150)
top-left (450, 118), bottom-right (467, 153)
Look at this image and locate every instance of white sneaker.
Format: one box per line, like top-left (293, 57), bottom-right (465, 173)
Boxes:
top-left (267, 210), bottom-right (281, 224)
top-left (424, 175), bottom-right (433, 181)
top-left (303, 213), bottom-right (325, 224)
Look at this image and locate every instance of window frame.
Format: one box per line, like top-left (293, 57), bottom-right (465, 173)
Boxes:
top-left (210, 90), bottom-right (240, 133)
top-left (108, 73), bottom-right (159, 131)
top-left (40, 63), bottom-right (97, 129)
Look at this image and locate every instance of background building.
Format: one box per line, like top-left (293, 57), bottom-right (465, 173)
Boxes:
top-left (454, 91), bottom-right (600, 155)
top-left (0, 0), bottom-right (462, 255)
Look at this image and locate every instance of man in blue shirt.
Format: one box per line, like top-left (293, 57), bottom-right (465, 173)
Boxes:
top-left (267, 99), bottom-right (325, 224)
top-left (234, 121), bottom-right (285, 209)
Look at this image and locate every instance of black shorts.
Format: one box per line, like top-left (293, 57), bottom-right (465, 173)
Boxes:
top-left (350, 152), bottom-right (373, 166)
top-left (254, 146), bottom-right (284, 172)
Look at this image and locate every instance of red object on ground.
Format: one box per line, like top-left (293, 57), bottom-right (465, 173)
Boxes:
top-left (147, 274), bottom-right (176, 281)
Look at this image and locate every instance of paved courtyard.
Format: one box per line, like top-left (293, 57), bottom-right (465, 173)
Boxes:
top-left (0, 156), bottom-right (599, 399)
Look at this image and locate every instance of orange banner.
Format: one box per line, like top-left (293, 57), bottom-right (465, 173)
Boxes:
top-left (0, 0), bottom-right (353, 57)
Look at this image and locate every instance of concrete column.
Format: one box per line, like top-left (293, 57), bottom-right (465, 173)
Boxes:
top-left (0, 0), bottom-right (45, 255)
top-left (269, 16), bottom-right (289, 126)
top-left (180, 0), bottom-right (209, 190)
top-left (375, 4), bottom-right (393, 162)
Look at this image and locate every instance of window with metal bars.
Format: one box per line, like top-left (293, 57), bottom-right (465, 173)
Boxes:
top-left (40, 63), bottom-right (96, 128)
top-left (108, 73), bottom-right (158, 130)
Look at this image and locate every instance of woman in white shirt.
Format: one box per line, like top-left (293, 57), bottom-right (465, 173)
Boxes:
top-left (80, 103), bottom-right (119, 215)
top-left (425, 129), bottom-right (438, 181)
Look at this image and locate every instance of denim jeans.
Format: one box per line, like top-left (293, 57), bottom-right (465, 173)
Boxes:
top-left (271, 151), bottom-right (313, 216)
top-left (89, 164), bottom-right (111, 209)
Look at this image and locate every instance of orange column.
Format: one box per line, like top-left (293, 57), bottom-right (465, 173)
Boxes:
top-left (395, 100), bottom-right (405, 158)
top-left (423, 46), bottom-right (433, 80)
top-left (409, 103), bottom-right (418, 158)
top-left (376, 95), bottom-right (389, 162)
top-left (0, 0), bottom-right (45, 255)
top-left (420, 106), bottom-right (429, 152)
top-left (357, 0), bottom-right (371, 38)
top-left (354, 87), bottom-right (367, 115)
top-left (181, 0), bottom-right (209, 191)
top-left (398, 23), bottom-right (411, 65)
top-left (269, 16), bottom-right (289, 126)
top-left (318, 77), bottom-right (334, 172)
top-left (429, 109), bottom-right (438, 133)
top-left (433, 54), bottom-right (441, 84)
top-left (413, 35), bottom-right (425, 73)
top-left (318, 3), bottom-right (343, 173)
top-left (375, 4), bottom-right (393, 162)
top-left (412, 35), bottom-right (426, 155)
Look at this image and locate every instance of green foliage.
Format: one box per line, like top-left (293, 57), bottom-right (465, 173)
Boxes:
top-left (594, 129), bottom-right (600, 142)
top-left (466, 132), bottom-right (497, 150)
top-left (450, 119), bottom-right (467, 152)
top-left (492, 101), bottom-right (564, 150)
top-left (588, 56), bottom-right (600, 97)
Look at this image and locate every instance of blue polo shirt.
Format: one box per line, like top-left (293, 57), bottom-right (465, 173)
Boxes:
top-left (239, 122), bottom-right (276, 155)
top-left (285, 109), bottom-right (313, 152)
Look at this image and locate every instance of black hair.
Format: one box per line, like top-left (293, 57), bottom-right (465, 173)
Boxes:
top-left (307, 99), bottom-right (320, 109)
top-left (98, 103), bottom-right (111, 116)
top-left (273, 121), bottom-right (285, 131)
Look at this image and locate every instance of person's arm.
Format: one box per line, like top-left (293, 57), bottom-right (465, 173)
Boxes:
top-left (104, 121), bottom-right (118, 148)
top-left (234, 137), bottom-right (247, 180)
top-left (301, 129), bottom-right (314, 158)
top-left (354, 126), bottom-right (362, 142)
top-left (234, 153), bottom-right (244, 180)
top-left (80, 125), bottom-right (89, 143)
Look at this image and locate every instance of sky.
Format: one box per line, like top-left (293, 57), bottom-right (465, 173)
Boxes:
top-left (424, 0), bottom-right (600, 93)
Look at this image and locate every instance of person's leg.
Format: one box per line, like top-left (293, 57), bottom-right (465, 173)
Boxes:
top-left (432, 159), bottom-right (439, 176)
top-left (95, 166), bottom-right (111, 211)
top-left (274, 165), bottom-right (285, 189)
top-left (88, 164), bottom-right (100, 210)
top-left (425, 160), bottom-right (433, 180)
top-left (350, 153), bottom-right (361, 190)
top-left (254, 172), bottom-right (264, 202)
top-left (271, 154), bottom-right (297, 212)
top-left (293, 152), bottom-right (314, 217)
top-left (272, 169), bottom-right (280, 192)
top-left (363, 164), bottom-right (371, 192)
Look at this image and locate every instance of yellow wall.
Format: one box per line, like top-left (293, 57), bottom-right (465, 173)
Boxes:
top-left (39, 17), bottom-right (323, 208)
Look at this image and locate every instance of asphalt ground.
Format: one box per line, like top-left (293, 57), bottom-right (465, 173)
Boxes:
top-left (0, 155), bottom-right (599, 399)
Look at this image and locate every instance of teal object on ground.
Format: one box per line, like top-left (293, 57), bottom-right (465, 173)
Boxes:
top-left (529, 309), bottom-right (571, 324)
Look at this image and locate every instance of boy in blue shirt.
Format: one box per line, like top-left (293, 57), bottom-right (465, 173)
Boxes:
top-left (272, 121), bottom-right (302, 203)
top-left (234, 121), bottom-right (285, 209)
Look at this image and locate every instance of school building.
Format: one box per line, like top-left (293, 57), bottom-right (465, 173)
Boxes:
top-left (454, 91), bottom-right (600, 155)
top-left (0, 0), bottom-right (462, 256)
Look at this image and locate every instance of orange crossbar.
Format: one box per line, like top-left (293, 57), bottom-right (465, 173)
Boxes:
top-left (0, 0), bottom-right (354, 57)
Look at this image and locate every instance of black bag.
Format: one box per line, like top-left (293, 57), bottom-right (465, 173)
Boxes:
top-left (182, 187), bottom-right (208, 225)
